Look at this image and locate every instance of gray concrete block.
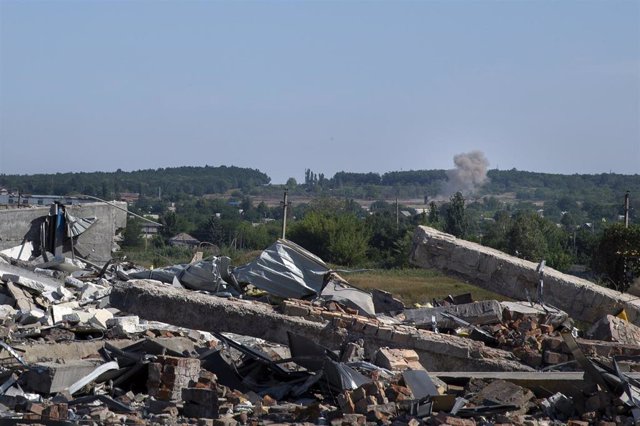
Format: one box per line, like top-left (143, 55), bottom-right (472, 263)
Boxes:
top-left (23, 360), bottom-right (103, 394)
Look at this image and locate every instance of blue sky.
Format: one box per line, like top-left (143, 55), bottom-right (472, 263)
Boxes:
top-left (1, 0), bottom-right (638, 183)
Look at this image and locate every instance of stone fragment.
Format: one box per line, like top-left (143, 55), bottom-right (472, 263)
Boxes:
top-left (471, 380), bottom-right (534, 415)
top-left (587, 315), bottom-right (640, 345)
top-left (22, 360), bottom-right (103, 394)
top-left (404, 300), bottom-right (503, 329)
top-left (182, 388), bottom-right (219, 419)
top-left (88, 308), bottom-right (114, 329)
top-left (374, 348), bottom-right (423, 371)
top-left (106, 315), bottom-right (141, 334)
top-left (543, 351), bottom-right (570, 365)
top-left (371, 289), bottom-right (405, 314)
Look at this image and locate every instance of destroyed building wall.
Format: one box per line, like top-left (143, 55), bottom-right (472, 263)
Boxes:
top-left (110, 280), bottom-right (531, 372)
top-left (410, 226), bottom-right (640, 325)
top-left (0, 201), bottom-right (127, 263)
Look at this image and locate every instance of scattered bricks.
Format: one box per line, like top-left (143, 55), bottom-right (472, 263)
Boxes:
top-left (336, 392), bottom-right (355, 414)
top-left (433, 413), bottom-right (476, 426)
top-left (354, 397), bottom-right (369, 414)
top-left (543, 337), bottom-right (565, 352)
top-left (520, 349), bottom-right (543, 368)
top-left (385, 384), bottom-right (412, 402)
top-left (339, 413), bottom-right (366, 425)
top-left (26, 402), bottom-right (44, 415)
top-left (567, 421), bottom-right (589, 426)
top-left (518, 318), bottom-right (538, 333)
top-left (544, 351), bottom-right (570, 365)
top-left (282, 301), bottom-right (311, 318)
top-left (261, 395), bottom-right (277, 407)
top-left (147, 356), bottom-right (201, 401)
top-left (351, 386), bottom-right (367, 403)
top-left (366, 402), bottom-right (396, 422)
top-left (539, 324), bottom-right (554, 334)
top-left (212, 417), bottom-right (238, 426)
top-left (43, 403), bottom-right (68, 420)
top-left (374, 348), bottom-right (423, 372)
top-left (340, 341), bottom-right (365, 362)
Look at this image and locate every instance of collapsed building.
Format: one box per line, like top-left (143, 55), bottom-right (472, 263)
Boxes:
top-left (0, 211), bottom-right (638, 425)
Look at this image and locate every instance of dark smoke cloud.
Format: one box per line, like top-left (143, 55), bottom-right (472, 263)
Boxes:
top-left (441, 151), bottom-right (490, 197)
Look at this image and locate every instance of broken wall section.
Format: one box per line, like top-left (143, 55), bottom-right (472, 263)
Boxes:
top-left (410, 225), bottom-right (640, 325)
top-left (0, 201), bottom-right (127, 263)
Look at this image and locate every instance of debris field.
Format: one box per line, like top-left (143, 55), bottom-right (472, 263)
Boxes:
top-left (0, 205), bottom-right (638, 425)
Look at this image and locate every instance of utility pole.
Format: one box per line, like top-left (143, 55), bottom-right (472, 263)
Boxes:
top-left (281, 189), bottom-right (290, 240)
top-left (624, 191), bottom-right (630, 228)
top-left (395, 196), bottom-right (399, 231)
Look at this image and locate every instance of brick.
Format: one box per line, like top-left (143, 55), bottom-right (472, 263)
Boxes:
top-left (543, 351), bottom-right (569, 365)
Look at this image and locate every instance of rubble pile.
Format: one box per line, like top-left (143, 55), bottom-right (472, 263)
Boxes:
top-left (0, 226), bottom-right (639, 425)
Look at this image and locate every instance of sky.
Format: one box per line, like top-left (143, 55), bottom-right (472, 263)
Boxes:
top-left (0, 0), bottom-right (639, 184)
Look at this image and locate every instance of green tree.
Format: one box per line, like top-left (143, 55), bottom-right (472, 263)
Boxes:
top-left (592, 224), bottom-right (640, 292)
top-left (286, 177), bottom-right (298, 189)
top-left (427, 201), bottom-right (440, 226)
top-left (122, 219), bottom-right (142, 247)
top-left (444, 192), bottom-right (467, 238)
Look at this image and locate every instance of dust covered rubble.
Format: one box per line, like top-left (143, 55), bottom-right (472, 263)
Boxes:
top-left (0, 240), bottom-right (639, 425)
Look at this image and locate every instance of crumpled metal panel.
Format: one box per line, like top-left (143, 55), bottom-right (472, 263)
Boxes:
top-left (128, 257), bottom-right (231, 292)
top-left (320, 273), bottom-right (375, 317)
top-left (233, 239), bottom-right (329, 298)
top-left (65, 212), bottom-right (97, 237)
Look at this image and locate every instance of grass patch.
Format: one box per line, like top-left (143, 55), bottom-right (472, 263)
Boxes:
top-left (345, 268), bottom-right (509, 306)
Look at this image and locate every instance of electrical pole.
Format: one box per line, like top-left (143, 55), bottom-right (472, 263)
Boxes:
top-left (396, 196), bottom-right (399, 231)
top-left (624, 191), bottom-right (630, 228)
top-left (281, 189), bottom-right (290, 240)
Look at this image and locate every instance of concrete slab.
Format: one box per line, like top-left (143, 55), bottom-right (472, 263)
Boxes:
top-left (411, 226), bottom-right (640, 325)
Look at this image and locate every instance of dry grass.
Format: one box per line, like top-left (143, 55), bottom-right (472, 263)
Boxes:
top-left (345, 268), bottom-right (509, 306)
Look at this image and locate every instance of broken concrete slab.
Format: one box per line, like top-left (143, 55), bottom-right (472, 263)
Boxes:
top-left (109, 279), bottom-right (532, 372)
top-left (88, 308), bottom-right (114, 329)
top-left (0, 272), bottom-right (58, 294)
top-left (404, 300), bottom-right (503, 329)
top-left (410, 226), bottom-right (640, 325)
top-left (470, 379), bottom-right (534, 415)
top-left (23, 360), bottom-right (104, 394)
top-left (371, 289), bottom-right (405, 314)
top-left (587, 315), bottom-right (640, 345)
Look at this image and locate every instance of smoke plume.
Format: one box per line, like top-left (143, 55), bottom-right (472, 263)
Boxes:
top-left (442, 151), bottom-right (489, 197)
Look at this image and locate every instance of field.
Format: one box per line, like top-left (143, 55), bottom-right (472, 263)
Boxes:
top-left (345, 268), bottom-right (508, 306)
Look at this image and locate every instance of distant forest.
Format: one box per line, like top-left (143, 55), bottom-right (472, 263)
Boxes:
top-left (0, 166), bottom-right (271, 200)
top-left (2, 165), bottom-right (638, 201)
